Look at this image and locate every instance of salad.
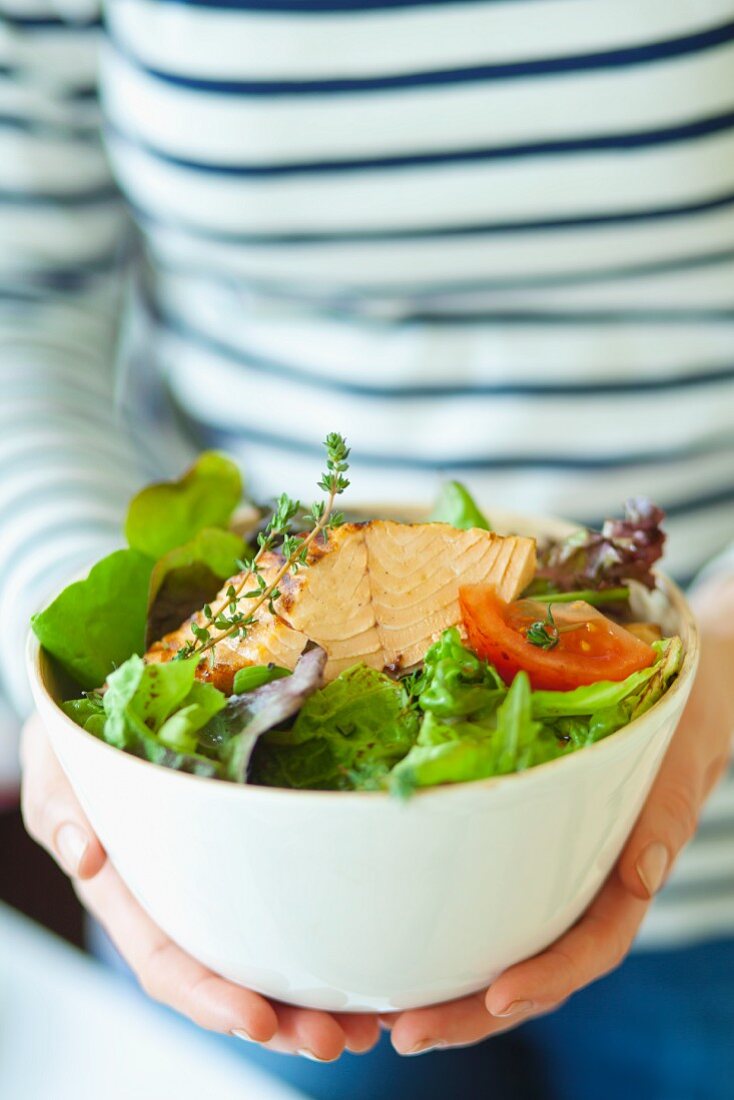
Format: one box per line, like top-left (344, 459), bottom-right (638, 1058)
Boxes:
top-left (33, 435), bottom-right (683, 796)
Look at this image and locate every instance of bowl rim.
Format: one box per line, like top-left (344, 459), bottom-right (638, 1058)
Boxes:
top-left (26, 509), bottom-right (700, 806)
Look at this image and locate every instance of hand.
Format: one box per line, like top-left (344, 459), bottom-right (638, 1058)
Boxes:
top-left (20, 713), bottom-right (380, 1061)
top-left (384, 576), bottom-right (734, 1056)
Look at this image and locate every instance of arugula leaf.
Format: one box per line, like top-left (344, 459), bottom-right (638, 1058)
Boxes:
top-left (31, 550), bottom-right (153, 690)
top-left (252, 665), bottom-right (419, 790)
top-left (428, 481), bottom-right (491, 531)
top-left (146, 527), bottom-right (247, 646)
top-left (125, 451), bottom-right (242, 560)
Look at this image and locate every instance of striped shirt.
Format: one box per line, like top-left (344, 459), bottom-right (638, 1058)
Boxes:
top-left (2, 0), bottom-right (734, 945)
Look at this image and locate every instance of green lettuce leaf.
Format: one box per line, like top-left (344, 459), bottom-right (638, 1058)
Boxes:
top-left (416, 627), bottom-right (505, 719)
top-left (125, 451), bottom-right (242, 560)
top-left (31, 549), bottom-right (154, 690)
top-left (100, 655), bottom-right (226, 769)
top-left (428, 480), bottom-right (491, 531)
top-left (61, 695), bottom-right (106, 738)
top-left (391, 671), bottom-right (551, 795)
top-left (251, 665), bottom-right (419, 790)
top-left (232, 665), bottom-right (290, 694)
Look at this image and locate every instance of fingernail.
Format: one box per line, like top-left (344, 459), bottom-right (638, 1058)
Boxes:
top-left (55, 824), bottom-right (89, 875)
top-left (491, 999), bottom-right (533, 1019)
top-left (636, 842), bottom-right (669, 897)
top-left (378, 1014), bottom-right (395, 1031)
top-left (404, 1039), bottom-right (446, 1056)
top-left (297, 1049), bottom-right (332, 1062)
top-left (231, 1029), bottom-right (255, 1043)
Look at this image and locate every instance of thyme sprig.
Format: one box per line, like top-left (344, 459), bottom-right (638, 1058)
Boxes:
top-left (176, 433), bottom-right (350, 662)
top-left (525, 604), bottom-right (560, 651)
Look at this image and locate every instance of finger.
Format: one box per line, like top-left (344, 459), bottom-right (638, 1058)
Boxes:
top-left (266, 1004), bottom-right (347, 1062)
top-left (618, 653), bottom-right (732, 901)
top-left (75, 861), bottom-right (278, 1042)
top-left (20, 713), bottom-right (106, 880)
top-left (389, 992), bottom-right (533, 1055)
top-left (334, 1013), bottom-right (381, 1054)
top-left (486, 876), bottom-right (648, 1017)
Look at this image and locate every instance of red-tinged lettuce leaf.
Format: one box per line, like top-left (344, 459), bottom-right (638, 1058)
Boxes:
top-left (31, 549), bottom-right (153, 690)
top-left (535, 498), bottom-right (666, 592)
top-left (201, 647), bottom-right (327, 784)
top-left (125, 451), bottom-right (242, 561)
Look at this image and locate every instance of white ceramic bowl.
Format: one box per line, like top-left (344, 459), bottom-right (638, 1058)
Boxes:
top-left (26, 511), bottom-right (699, 1013)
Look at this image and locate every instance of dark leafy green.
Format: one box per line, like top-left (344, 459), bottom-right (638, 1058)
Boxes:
top-left (428, 481), bottom-right (491, 531)
top-left (146, 527), bottom-right (247, 646)
top-left (252, 664), bottom-right (420, 790)
top-left (125, 451), bottom-right (242, 560)
top-left (31, 549), bottom-right (153, 690)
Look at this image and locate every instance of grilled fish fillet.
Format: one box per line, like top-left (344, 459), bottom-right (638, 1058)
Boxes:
top-left (147, 521), bottom-right (536, 689)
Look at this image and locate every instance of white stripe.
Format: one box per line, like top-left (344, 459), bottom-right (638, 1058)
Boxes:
top-left (101, 37), bottom-right (734, 165)
top-left (0, 0), bottom-right (98, 18)
top-left (160, 324), bottom-right (734, 459)
top-left (637, 892), bottom-right (734, 948)
top-left (0, 73), bottom-right (101, 127)
top-left (0, 206), bottom-right (126, 269)
top-left (145, 201), bottom-right (734, 290)
top-left (153, 277), bottom-right (734, 388)
top-left (666, 833), bottom-right (734, 886)
top-left (107, 0), bottom-right (733, 81)
top-left (0, 129), bottom-right (110, 192)
top-left (108, 128), bottom-right (734, 234)
top-left (0, 21), bottom-right (101, 87)
top-left (414, 257), bottom-right (734, 313)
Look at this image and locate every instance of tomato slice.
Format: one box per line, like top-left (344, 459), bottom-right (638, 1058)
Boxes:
top-left (459, 585), bottom-right (655, 691)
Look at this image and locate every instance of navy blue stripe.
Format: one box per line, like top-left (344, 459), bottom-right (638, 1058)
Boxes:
top-left (67, 84), bottom-right (98, 102)
top-left (107, 107), bottom-right (734, 177)
top-left (156, 245), bottom-right (734, 299)
top-left (5, 253), bottom-right (131, 293)
top-left (0, 185), bottom-right (119, 207)
top-left (143, 0), bottom-right (542, 10)
top-left (172, 413), bottom-right (734, 473)
top-left (0, 113), bottom-right (99, 141)
top-left (0, 14), bottom-right (101, 28)
top-left (147, 295), bottom-right (734, 400)
top-left (110, 17), bottom-right (734, 94)
top-left (391, 308), bottom-right (734, 326)
top-left (135, 188), bottom-right (734, 246)
top-left (581, 483), bottom-right (734, 532)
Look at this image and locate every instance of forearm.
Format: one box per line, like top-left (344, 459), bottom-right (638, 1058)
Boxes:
top-left (0, 6), bottom-right (142, 721)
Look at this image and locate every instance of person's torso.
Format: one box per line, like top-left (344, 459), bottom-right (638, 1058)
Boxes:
top-left (101, 0), bottom-right (734, 589)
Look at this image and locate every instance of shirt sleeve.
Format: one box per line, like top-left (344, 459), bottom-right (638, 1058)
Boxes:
top-left (0, 3), bottom-right (146, 784)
